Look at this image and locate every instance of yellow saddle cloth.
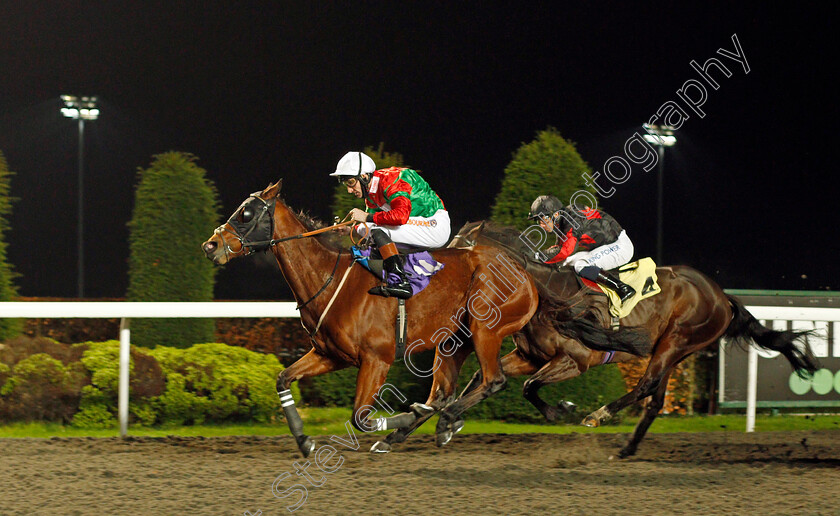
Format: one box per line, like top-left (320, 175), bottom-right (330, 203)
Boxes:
top-left (603, 257), bottom-right (661, 318)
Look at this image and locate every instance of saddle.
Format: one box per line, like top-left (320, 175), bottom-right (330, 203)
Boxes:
top-left (579, 258), bottom-right (662, 318)
top-left (351, 246), bottom-right (444, 294)
top-left (351, 245), bottom-right (445, 361)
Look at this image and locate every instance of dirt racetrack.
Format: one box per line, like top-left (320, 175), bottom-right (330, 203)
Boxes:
top-left (2, 430), bottom-right (839, 515)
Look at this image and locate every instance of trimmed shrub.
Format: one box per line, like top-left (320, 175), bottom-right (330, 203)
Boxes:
top-left (0, 353), bottom-right (87, 422)
top-left (126, 152), bottom-right (220, 348)
top-left (148, 342), bottom-right (292, 424)
top-left (0, 337), bottom-right (293, 427)
top-left (70, 341), bottom-right (295, 427)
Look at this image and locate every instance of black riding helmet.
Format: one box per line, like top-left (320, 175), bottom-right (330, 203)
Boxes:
top-left (527, 195), bottom-right (564, 219)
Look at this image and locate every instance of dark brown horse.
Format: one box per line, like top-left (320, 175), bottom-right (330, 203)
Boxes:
top-left (201, 181), bottom-right (539, 456)
top-left (447, 221), bottom-right (819, 458)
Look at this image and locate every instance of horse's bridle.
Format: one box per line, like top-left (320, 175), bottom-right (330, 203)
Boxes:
top-left (213, 193), bottom-right (344, 311)
top-left (213, 193), bottom-right (278, 260)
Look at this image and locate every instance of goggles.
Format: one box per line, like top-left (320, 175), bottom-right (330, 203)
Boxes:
top-left (341, 176), bottom-right (359, 187)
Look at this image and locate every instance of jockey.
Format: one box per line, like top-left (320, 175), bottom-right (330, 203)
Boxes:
top-left (528, 195), bottom-right (636, 304)
top-left (330, 151), bottom-right (450, 299)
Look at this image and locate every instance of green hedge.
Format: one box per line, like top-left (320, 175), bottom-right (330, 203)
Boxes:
top-left (0, 337), bottom-right (297, 428)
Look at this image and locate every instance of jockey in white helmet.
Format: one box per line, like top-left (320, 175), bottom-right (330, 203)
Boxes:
top-left (331, 151), bottom-right (450, 299)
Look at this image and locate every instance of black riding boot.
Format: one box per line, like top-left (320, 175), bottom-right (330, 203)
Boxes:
top-left (596, 271), bottom-right (635, 304)
top-left (368, 229), bottom-right (413, 299)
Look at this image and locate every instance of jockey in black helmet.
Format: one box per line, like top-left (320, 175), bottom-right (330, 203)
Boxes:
top-left (528, 195), bottom-right (636, 304)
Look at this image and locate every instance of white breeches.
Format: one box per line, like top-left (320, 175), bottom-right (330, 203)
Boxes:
top-left (564, 230), bottom-right (634, 273)
top-left (356, 209), bottom-right (451, 249)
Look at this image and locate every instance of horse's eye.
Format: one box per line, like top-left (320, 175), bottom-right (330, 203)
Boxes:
top-left (240, 207), bottom-right (255, 222)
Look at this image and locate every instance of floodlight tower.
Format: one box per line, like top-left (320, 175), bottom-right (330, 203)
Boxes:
top-left (61, 95), bottom-right (100, 299)
top-left (642, 123), bottom-right (676, 265)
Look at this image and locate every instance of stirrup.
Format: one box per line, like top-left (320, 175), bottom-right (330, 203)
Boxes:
top-left (368, 283), bottom-right (413, 300)
top-left (617, 285), bottom-right (635, 304)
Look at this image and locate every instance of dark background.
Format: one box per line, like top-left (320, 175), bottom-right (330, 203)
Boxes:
top-left (1, 3), bottom-right (837, 300)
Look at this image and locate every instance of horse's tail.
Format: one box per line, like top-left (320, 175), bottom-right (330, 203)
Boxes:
top-left (536, 285), bottom-right (652, 357)
top-left (724, 294), bottom-right (819, 378)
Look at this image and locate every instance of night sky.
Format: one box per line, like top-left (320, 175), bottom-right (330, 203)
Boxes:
top-left (1, 3), bottom-right (837, 300)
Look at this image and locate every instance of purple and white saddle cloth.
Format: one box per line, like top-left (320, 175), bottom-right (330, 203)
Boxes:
top-left (351, 247), bottom-right (444, 296)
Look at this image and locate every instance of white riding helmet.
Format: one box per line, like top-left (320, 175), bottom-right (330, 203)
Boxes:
top-left (330, 151), bottom-right (376, 178)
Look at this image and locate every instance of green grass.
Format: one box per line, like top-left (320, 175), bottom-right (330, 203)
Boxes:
top-left (1, 408), bottom-right (838, 439)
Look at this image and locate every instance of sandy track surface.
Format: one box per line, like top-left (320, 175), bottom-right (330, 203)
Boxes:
top-left (2, 430), bottom-right (838, 515)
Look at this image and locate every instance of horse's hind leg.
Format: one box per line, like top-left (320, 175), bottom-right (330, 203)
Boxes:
top-left (277, 349), bottom-right (345, 457)
top-left (461, 346), bottom-right (538, 398)
top-left (618, 373), bottom-right (671, 458)
top-left (582, 323), bottom-right (696, 427)
top-left (523, 353), bottom-right (583, 422)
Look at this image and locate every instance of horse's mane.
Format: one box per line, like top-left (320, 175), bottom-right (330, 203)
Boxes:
top-left (284, 202), bottom-right (343, 251)
top-left (474, 221), bottom-right (540, 263)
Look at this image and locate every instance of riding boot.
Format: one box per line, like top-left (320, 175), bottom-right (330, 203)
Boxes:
top-left (596, 270), bottom-right (635, 304)
top-left (368, 229), bottom-right (413, 299)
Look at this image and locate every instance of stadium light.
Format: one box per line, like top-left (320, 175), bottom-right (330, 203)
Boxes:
top-left (642, 123), bottom-right (677, 265)
top-left (61, 95), bottom-right (99, 298)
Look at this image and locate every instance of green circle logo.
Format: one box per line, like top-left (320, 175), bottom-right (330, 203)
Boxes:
top-left (789, 372), bottom-right (812, 395)
top-left (789, 369), bottom-right (840, 395)
top-left (812, 369), bottom-right (834, 395)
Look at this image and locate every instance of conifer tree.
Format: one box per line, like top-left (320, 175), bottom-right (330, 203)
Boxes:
top-left (0, 151), bottom-right (22, 341)
top-left (491, 127), bottom-right (595, 231)
top-left (127, 152), bottom-right (220, 348)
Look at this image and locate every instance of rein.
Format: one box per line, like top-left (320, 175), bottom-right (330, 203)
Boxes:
top-left (218, 194), bottom-right (358, 332)
top-left (246, 220), bottom-right (355, 250)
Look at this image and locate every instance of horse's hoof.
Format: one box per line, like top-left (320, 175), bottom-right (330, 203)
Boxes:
top-left (581, 415), bottom-right (600, 428)
top-left (298, 436), bottom-right (315, 457)
top-left (436, 429), bottom-right (453, 447)
top-left (370, 441), bottom-right (391, 453)
top-left (617, 446), bottom-right (635, 459)
top-left (557, 400), bottom-right (577, 414)
top-left (451, 418), bottom-right (465, 435)
top-left (411, 402), bottom-right (435, 417)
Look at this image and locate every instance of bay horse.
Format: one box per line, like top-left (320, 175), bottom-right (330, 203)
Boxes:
top-left (446, 220), bottom-right (819, 458)
top-left (201, 180), bottom-right (541, 456)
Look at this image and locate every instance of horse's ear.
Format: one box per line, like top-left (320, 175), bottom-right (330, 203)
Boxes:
top-left (261, 179), bottom-right (283, 199)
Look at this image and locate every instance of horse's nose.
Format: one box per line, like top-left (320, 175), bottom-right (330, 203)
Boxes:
top-left (202, 241), bottom-right (217, 255)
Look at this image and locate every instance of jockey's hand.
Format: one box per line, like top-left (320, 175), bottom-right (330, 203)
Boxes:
top-left (349, 208), bottom-right (369, 223)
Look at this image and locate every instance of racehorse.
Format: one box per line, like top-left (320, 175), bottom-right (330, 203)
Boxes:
top-left (447, 220), bottom-right (820, 458)
top-left (201, 180), bottom-right (542, 456)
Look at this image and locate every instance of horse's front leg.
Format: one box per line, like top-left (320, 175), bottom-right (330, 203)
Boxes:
top-left (277, 349), bottom-right (345, 457)
top-left (348, 358), bottom-right (399, 435)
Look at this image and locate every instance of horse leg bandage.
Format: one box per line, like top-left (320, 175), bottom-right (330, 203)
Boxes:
top-left (278, 389), bottom-right (304, 437)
